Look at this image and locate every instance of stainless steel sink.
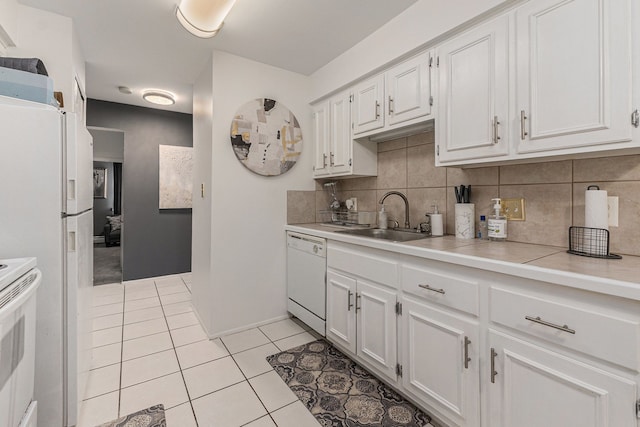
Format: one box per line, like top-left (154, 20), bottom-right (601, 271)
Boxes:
top-left (335, 228), bottom-right (430, 242)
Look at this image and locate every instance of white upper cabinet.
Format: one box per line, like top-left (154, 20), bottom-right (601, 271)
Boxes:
top-left (387, 53), bottom-right (434, 126)
top-left (515, 0), bottom-right (632, 154)
top-left (353, 74), bottom-right (385, 135)
top-left (312, 102), bottom-right (330, 176)
top-left (353, 52), bottom-right (434, 138)
top-left (436, 15), bottom-right (510, 165)
top-left (313, 91), bottom-right (377, 178)
top-left (435, 0), bottom-right (636, 166)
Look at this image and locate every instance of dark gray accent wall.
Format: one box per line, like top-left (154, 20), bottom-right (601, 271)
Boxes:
top-left (93, 161), bottom-right (115, 236)
top-left (87, 99), bottom-right (193, 281)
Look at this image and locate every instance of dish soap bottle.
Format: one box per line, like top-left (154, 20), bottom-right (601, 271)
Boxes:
top-left (378, 205), bottom-right (388, 230)
top-left (488, 198), bottom-right (507, 241)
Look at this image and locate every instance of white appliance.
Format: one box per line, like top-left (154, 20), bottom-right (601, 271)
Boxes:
top-left (0, 95), bottom-right (94, 427)
top-left (0, 257), bottom-right (41, 427)
top-left (286, 232), bottom-right (326, 336)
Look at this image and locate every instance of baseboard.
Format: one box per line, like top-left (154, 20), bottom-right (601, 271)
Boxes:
top-left (205, 314), bottom-right (291, 340)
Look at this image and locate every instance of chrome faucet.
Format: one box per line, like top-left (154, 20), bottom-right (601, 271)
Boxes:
top-left (379, 191), bottom-right (410, 229)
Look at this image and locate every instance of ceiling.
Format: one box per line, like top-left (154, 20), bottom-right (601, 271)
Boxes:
top-left (19, 0), bottom-right (418, 113)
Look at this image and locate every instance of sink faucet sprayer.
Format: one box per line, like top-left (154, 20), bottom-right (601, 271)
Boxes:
top-left (379, 191), bottom-right (410, 229)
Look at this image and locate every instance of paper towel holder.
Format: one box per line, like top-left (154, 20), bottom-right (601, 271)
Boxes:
top-left (567, 226), bottom-right (622, 259)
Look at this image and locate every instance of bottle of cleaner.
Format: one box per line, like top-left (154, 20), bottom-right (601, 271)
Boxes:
top-left (378, 205), bottom-right (388, 230)
top-left (488, 198), bottom-right (507, 241)
top-left (478, 215), bottom-right (488, 240)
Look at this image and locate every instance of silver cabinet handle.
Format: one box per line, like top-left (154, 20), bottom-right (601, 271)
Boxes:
top-left (388, 96), bottom-right (394, 115)
top-left (632, 109), bottom-right (639, 128)
top-left (493, 116), bottom-right (501, 144)
top-left (520, 110), bottom-right (528, 140)
top-left (355, 293), bottom-right (361, 312)
top-left (464, 336), bottom-right (471, 369)
top-left (490, 348), bottom-right (498, 383)
top-left (375, 102), bottom-right (381, 119)
top-left (322, 153), bottom-right (327, 168)
top-left (329, 152), bottom-right (335, 166)
top-left (525, 316), bottom-right (575, 334)
top-left (347, 291), bottom-right (353, 311)
top-left (418, 284), bottom-right (445, 295)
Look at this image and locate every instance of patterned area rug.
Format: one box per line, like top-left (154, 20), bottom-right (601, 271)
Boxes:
top-left (267, 340), bottom-right (438, 427)
top-left (96, 404), bottom-right (165, 427)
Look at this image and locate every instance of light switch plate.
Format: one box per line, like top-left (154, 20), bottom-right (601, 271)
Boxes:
top-left (608, 196), bottom-right (619, 227)
top-left (502, 198), bottom-right (526, 221)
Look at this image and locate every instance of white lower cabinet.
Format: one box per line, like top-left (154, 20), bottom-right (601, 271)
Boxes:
top-left (324, 242), bottom-right (640, 427)
top-left (488, 329), bottom-right (638, 427)
top-left (326, 269), bottom-right (398, 382)
top-left (400, 296), bottom-right (480, 427)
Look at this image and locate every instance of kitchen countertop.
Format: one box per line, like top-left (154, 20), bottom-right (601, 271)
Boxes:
top-left (286, 223), bottom-right (640, 301)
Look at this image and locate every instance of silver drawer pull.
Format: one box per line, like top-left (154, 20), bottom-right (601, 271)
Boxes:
top-left (525, 316), bottom-right (576, 335)
top-left (418, 284), bottom-right (445, 295)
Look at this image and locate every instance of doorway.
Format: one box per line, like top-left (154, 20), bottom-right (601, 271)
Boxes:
top-left (90, 127), bottom-right (124, 285)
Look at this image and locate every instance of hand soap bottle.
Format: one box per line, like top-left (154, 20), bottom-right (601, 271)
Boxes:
top-left (378, 205), bottom-right (388, 230)
top-left (488, 198), bottom-right (507, 241)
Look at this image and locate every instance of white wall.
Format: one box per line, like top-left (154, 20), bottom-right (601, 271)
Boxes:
top-left (6, 3), bottom-right (86, 111)
top-left (89, 127), bottom-right (124, 162)
top-left (191, 54), bottom-right (214, 332)
top-left (192, 50), bottom-right (314, 337)
top-left (310, 0), bottom-right (512, 101)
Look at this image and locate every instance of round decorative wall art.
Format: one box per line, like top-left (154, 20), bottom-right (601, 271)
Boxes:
top-left (230, 98), bottom-right (303, 176)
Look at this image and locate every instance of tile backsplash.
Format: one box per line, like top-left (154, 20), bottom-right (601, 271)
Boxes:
top-left (287, 130), bottom-right (640, 256)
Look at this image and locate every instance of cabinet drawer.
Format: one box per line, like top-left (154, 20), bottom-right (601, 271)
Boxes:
top-left (490, 286), bottom-right (640, 371)
top-left (328, 244), bottom-right (398, 288)
top-left (401, 264), bottom-right (479, 316)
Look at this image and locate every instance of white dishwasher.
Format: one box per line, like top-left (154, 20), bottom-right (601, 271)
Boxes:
top-left (287, 232), bottom-right (326, 336)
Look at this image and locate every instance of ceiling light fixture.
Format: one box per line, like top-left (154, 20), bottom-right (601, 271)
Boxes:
top-left (176, 0), bottom-right (237, 38)
top-left (142, 90), bottom-right (176, 106)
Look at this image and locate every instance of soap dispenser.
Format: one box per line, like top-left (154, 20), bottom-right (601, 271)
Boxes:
top-left (488, 198), bottom-right (507, 241)
top-left (378, 205), bottom-right (388, 230)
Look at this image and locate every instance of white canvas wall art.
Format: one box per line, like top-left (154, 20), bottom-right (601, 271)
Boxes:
top-left (159, 145), bottom-right (193, 209)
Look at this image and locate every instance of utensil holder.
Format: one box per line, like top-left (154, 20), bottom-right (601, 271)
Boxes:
top-left (455, 203), bottom-right (475, 239)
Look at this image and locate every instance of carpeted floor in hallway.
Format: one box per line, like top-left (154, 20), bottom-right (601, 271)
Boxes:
top-left (94, 242), bottom-right (122, 285)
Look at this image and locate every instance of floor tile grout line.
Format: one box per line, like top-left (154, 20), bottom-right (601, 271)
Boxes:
top-left (220, 339), bottom-right (274, 425)
top-left (154, 279), bottom-right (200, 427)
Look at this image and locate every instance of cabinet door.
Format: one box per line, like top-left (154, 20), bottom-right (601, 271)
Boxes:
top-left (488, 330), bottom-right (637, 427)
top-left (515, 0), bottom-right (632, 153)
top-left (353, 74), bottom-right (385, 134)
top-left (436, 15), bottom-right (510, 164)
top-left (401, 297), bottom-right (480, 427)
top-left (387, 52), bottom-right (433, 126)
top-left (356, 280), bottom-right (397, 382)
top-left (326, 270), bottom-right (357, 354)
top-left (312, 102), bottom-right (330, 177)
top-left (328, 93), bottom-right (352, 175)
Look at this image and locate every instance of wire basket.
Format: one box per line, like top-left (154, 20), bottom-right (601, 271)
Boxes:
top-left (567, 226), bottom-right (621, 259)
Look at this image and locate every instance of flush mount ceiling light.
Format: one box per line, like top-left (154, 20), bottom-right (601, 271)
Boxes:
top-left (176, 0), bottom-right (237, 38)
top-left (142, 90), bottom-right (176, 106)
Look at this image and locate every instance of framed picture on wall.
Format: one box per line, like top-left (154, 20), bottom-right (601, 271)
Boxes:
top-left (93, 167), bottom-right (107, 199)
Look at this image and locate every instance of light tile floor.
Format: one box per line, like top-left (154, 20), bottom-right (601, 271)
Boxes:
top-left (79, 273), bottom-right (322, 427)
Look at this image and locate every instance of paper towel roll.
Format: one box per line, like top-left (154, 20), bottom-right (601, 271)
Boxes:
top-left (429, 214), bottom-right (443, 236)
top-left (585, 186), bottom-right (608, 230)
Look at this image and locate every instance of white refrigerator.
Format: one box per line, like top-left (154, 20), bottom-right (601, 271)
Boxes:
top-left (0, 94), bottom-right (94, 427)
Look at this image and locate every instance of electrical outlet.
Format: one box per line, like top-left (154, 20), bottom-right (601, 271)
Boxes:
top-left (502, 198), bottom-right (526, 221)
top-left (608, 196), bottom-right (619, 227)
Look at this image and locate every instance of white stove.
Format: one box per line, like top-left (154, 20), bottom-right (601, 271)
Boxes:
top-left (0, 257), bottom-right (40, 427)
